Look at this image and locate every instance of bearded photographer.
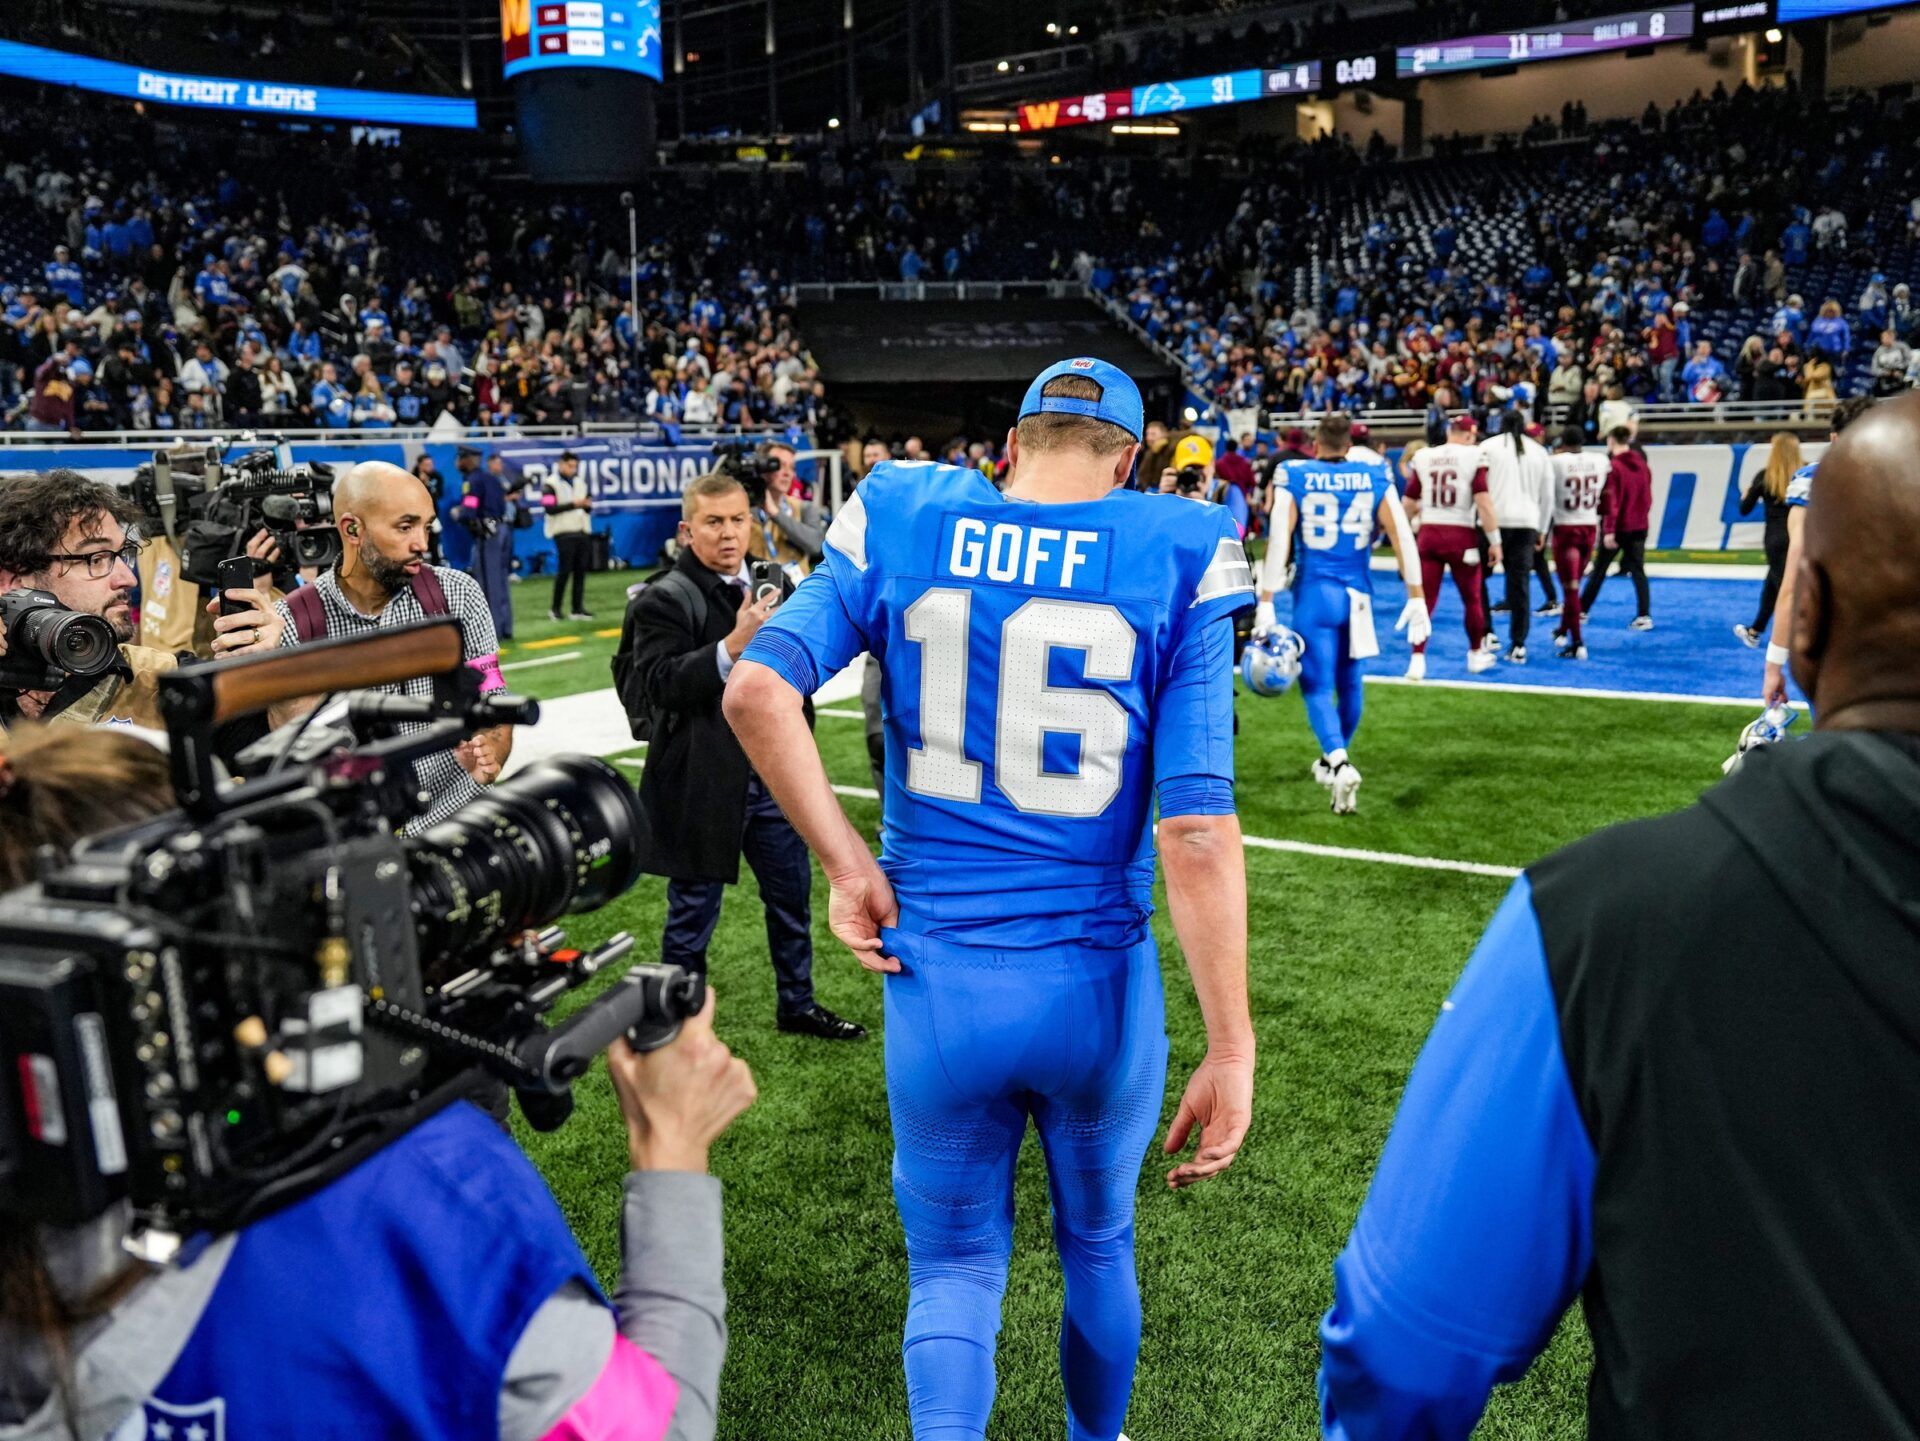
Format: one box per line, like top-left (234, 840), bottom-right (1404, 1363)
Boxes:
top-left (0, 470), bottom-right (190, 732)
top-left (212, 460), bottom-right (512, 828)
top-left (0, 723), bottom-right (753, 1441)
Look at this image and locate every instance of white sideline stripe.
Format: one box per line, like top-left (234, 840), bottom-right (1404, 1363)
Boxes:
top-left (1243, 834), bottom-right (1517, 878)
top-left (817, 707), bottom-right (864, 718)
top-left (1365, 673), bottom-right (1807, 709)
top-left (500, 650), bottom-right (583, 672)
top-left (608, 755), bottom-right (1512, 876)
top-left (1366, 555), bottom-right (1767, 581)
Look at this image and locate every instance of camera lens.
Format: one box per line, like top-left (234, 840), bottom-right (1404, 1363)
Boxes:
top-left (406, 756), bottom-right (647, 965)
top-left (18, 605), bottom-right (116, 677)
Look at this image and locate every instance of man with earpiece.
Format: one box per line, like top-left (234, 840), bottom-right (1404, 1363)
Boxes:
top-left (212, 460), bottom-right (513, 831)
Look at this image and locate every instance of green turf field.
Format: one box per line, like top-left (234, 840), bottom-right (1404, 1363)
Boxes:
top-left (488, 570), bottom-right (1742, 1439)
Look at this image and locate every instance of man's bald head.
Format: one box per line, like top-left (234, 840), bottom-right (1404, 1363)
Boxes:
top-left (1794, 392), bottom-right (1920, 727)
top-left (335, 460), bottom-right (430, 530)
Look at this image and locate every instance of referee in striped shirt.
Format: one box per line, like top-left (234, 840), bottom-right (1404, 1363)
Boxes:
top-left (212, 461), bottom-right (512, 830)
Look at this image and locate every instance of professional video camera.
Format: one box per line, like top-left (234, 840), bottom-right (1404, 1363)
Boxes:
top-left (129, 435), bottom-right (341, 588)
top-left (0, 620), bottom-right (700, 1250)
top-left (0, 588), bottom-right (119, 692)
top-left (712, 440), bottom-right (781, 509)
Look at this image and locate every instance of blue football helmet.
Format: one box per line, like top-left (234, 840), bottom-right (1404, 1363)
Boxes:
top-left (1241, 626), bottom-right (1305, 696)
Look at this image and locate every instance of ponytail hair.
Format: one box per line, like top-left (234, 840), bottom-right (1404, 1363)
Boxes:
top-left (1499, 407), bottom-right (1527, 459)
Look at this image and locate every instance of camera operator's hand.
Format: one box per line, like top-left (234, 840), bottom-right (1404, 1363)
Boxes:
top-left (206, 587), bottom-right (286, 657)
top-left (723, 591), bottom-right (778, 660)
top-left (244, 529), bottom-right (284, 569)
top-left (606, 988), bottom-right (756, 1175)
top-left (1158, 470), bottom-right (1179, 494)
top-left (454, 729), bottom-right (504, 785)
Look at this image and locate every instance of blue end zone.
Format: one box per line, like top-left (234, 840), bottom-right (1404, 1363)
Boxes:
top-left (1273, 571), bottom-right (1795, 704)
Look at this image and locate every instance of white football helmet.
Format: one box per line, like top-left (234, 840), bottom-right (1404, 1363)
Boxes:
top-left (1241, 626), bottom-right (1306, 696)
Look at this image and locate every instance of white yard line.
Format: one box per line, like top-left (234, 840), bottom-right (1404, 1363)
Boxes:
top-left (1364, 673), bottom-right (1805, 709)
top-left (500, 650), bottom-right (584, 672)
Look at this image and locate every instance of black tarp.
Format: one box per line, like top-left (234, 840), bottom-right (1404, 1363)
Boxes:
top-left (802, 298), bottom-right (1177, 387)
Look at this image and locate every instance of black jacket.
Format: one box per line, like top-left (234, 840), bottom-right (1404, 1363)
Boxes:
top-left (1530, 732), bottom-right (1920, 1437)
top-left (1739, 474), bottom-right (1793, 550)
top-left (625, 548), bottom-right (812, 883)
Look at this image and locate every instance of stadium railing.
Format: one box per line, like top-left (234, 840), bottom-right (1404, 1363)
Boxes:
top-left (0, 422), bottom-right (795, 448)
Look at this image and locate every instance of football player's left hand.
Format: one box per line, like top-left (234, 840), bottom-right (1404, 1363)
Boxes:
top-left (828, 852), bottom-right (900, 974)
top-left (1163, 1050), bottom-right (1253, 1188)
top-left (1395, 596), bottom-right (1432, 648)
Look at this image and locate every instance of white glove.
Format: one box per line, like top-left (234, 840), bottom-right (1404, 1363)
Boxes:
top-left (1396, 596), bottom-right (1432, 648)
top-left (1254, 598), bottom-right (1277, 636)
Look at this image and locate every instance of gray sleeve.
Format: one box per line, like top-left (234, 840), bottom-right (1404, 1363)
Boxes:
top-left (617, 1171), bottom-right (727, 1441)
top-left (773, 502), bottom-right (826, 561)
top-left (499, 1280), bottom-right (616, 1441)
top-left (496, 1172), bottom-right (726, 1441)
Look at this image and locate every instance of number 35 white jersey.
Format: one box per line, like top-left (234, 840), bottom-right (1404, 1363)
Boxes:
top-left (1552, 451), bottom-right (1609, 527)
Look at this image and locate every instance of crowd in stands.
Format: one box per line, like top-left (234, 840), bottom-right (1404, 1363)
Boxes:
top-left (0, 88), bottom-right (840, 439)
top-left (5, 68), bottom-right (1919, 440)
top-left (1090, 81), bottom-right (1920, 421)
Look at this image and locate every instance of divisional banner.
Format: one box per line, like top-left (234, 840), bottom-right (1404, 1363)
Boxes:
top-left (802, 299), bottom-right (1179, 386)
top-left (492, 436), bottom-right (708, 570)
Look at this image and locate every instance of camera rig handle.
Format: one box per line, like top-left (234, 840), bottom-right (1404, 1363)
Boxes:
top-left (514, 958), bottom-right (707, 1092)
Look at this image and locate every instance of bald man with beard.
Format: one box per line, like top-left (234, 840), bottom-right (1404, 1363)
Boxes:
top-left (214, 460), bottom-right (512, 829)
top-left (1316, 391), bottom-right (1920, 1437)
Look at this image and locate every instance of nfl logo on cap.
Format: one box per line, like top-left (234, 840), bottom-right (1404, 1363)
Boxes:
top-left (1018, 357), bottom-right (1145, 441)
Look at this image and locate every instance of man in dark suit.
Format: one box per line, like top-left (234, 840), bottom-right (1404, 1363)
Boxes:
top-left (620, 470), bottom-right (864, 1040)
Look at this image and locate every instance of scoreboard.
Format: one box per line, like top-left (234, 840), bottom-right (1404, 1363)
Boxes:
top-left (1016, 63), bottom-right (1322, 131)
top-left (1397, 6), bottom-right (1695, 76)
top-left (501, 0), bottom-right (663, 82)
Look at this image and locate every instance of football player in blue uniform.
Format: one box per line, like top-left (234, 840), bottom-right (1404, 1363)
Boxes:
top-left (1254, 412), bottom-right (1427, 814)
top-left (1762, 396), bottom-right (1873, 707)
top-left (724, 358), bottom-right (1257, 1441)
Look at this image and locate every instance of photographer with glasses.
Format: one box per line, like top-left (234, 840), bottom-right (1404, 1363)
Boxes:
top-left (0, 470), bottom-right (187, 732)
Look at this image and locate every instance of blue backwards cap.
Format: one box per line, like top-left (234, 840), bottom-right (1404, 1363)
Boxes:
top-left (1019, 357), bottom-right (1143, 441)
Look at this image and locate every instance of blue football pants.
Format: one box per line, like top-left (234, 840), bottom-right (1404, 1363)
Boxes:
top-left (1293, 580), bottom-right (1365, 755)
top-left (879, 926), bottom-right (1170, 1441)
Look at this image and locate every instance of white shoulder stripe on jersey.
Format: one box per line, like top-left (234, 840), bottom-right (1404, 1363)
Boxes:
top-left (1192, 535), bottom-right (1255, 606)
top-left (826, 489), bottom-right (870, 571)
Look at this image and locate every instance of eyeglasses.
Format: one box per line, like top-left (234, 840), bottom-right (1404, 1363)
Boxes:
top-left (43, 539), bottom-right (144, 580)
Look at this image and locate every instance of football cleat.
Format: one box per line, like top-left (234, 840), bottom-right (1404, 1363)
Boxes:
top-left (1467, 648), bottom-right (1496, 674)
top-left (1312, 756), bottom-right (1335, 786)
top-left (1329, 760), bottom-right (1362, 814)
top-left (1479, 632), bottom-right (1501, 654)
top-left (1404, 652), bottom-right (1427, 681)
top-left (1733, 624), bottom-right (1760, 648)
top-left (1556, 644), bottom-right (1589, 660)
top-left (1630, 615), bottom-right (1654, 631)
top-left (1505, 645), bottom-right (1528, 665)
top-left (1535, 600), bottom-right (1563, 617)
top-left (1241, 625), bottom-right (1306, 696)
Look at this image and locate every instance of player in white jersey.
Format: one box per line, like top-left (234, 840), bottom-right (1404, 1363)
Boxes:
top-left (1549, 427), bottom-right (1609, 659)
top-left (1401, 414), bottom-right (1500, 679)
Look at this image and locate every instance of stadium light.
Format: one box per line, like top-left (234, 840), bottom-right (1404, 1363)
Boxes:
top-left (996, 60), bottom-right (1010, 72)
top-left (1068, 25), bottom-right (1080, 35)
top-left (828, 116), bottom-right (841, 128)
top-left (966, 120), bottom-right (1010, 132)
top-left (1046, 22), bottom-right (1059, 34)
top-left (1764, 26), bottom-right (1783, 41)
top-left (1183, 406), bottom-right (1199, 422)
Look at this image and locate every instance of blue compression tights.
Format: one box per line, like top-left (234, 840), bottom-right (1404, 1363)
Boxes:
top-left (879, 927), bottom-right (1169, 1441)
top-left (1294, 580), bottom-right (1365, 755)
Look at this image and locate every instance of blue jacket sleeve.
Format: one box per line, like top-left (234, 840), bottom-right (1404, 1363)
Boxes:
top-left (1151, 616), bottom-right (1235, 817)
top-left (1319, 876), bottom-right (1595, 1440)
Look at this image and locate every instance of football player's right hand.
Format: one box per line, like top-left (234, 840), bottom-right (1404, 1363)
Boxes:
top-left (1762, 658), bottom-right (1789, 708)
top-left (1253, 598), bottom-right (1277, 636)
top-left (828, 853), bottom-right (900, 974)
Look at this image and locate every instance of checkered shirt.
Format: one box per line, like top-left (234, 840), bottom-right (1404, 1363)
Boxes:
top-left (273, 565), bottom-right (503, 831)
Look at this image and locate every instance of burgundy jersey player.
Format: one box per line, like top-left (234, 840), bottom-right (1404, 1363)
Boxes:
top-left (1402, 414), bottom-right (1502, 679)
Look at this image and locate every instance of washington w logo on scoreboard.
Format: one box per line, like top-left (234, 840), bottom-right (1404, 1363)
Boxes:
top-left (501, 0), bottom-right (532, 66)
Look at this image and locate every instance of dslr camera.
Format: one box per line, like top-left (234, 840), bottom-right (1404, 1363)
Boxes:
top-left (0, 588), bottom-right (120, 693)
top-left (130, 435), bottom-right (341, 589)
top-left (1174, 463), bottom-right (1209, 498)
top-left (712, 441), bottom-right (782, 510)
top-left (0, 620), bottom-right (700, 1248)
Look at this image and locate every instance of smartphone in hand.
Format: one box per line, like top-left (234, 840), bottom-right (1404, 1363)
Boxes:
top-left (217, 555), bottom-right (256, 618)
top-left (749, 560), bottom-right (787, 606)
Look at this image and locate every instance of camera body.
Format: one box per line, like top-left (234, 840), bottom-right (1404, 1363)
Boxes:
top-left (1174, 464), bottom-right (1209, 498)
top-left (0, 622), bottom-right (696, 1244)
top-left (712, 442), bottom-right (782, 510)
top-left (0, 587), bottom-right (119, 691)
top-left (130, 436), bottom-right (341, 588)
